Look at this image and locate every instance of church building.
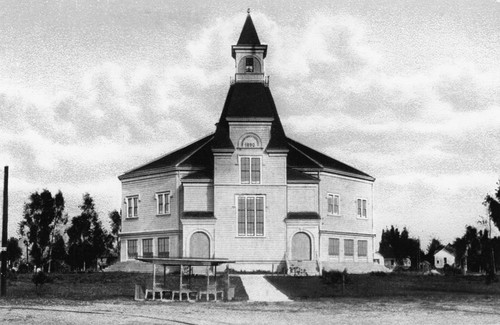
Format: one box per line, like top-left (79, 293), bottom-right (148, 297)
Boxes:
top-left (118, 13), bottom-right (377, 274)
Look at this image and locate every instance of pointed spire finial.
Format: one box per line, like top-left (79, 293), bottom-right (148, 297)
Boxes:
top-left (247, 8), bottom-right (251, 14)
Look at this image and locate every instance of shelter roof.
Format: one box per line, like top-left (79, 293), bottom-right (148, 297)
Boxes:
top-left (136, 257), bottom-right (234, 266)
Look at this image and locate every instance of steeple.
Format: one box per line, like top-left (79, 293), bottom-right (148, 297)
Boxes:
top-left (231, 11), bottom-right (268, 84)
top-left (237, 10), bottom-right (261, 45)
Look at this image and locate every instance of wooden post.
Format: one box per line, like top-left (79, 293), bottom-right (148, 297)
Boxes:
top-left (1, 166), bottom-right (8, 297)
top-left (206, 266), bottom-right (209, 301)
top-left (152, 262), bottom-right (156, 300)
top-left (179, 264), bottom-right (183, 300)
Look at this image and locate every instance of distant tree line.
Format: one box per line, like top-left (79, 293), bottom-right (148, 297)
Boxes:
top-left (12, 190), bottom-right (121, 272)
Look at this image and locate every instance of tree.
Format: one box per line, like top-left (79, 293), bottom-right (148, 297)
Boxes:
top-left (426, 238), bottom-right (443, 265)
top-left (379, 226), bottom-right (423, 269)
top-left (484, 180), bottom-right (500, 232)
top-left (6, 237), bottom-right (23, 267)
top-left (18, 190), bottom-right (66, 269)
top-left (67, 193), bottom-right (113, 271)
top-left (453, 225), bottom-right (490, 273)
top-left (108, 210), bottom-right (122, 264)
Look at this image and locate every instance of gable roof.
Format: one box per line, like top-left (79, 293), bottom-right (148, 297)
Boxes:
top-left (287, 138), bottom-right (374, 181)
top-left (237, 14), bottom-right (261, 45)
top-left (118, 134), bottom-right (213, 180)
top-left (436, 245), bottom-right (456, 256)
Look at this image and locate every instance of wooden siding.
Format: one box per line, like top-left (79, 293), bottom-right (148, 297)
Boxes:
top-left (183, 184), bottom-right (214, 211)
top-left (121, 173), bottom-right (180, 234)
top-left (319, 173), bottom-right (374, 235)
top-left (287, 185), bottom-right (318, 212)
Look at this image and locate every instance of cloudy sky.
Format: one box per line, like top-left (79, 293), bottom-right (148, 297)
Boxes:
top-left (1, 0), bottom-right (499, 247)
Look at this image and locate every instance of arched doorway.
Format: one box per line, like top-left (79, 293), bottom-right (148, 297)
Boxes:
top-left (190, 232), bottom-right (210, 258)
top-left (291, 232), bottom-right (311, 260)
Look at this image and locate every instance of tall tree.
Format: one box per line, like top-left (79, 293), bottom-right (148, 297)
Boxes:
top-left (67, 193), bottom-right (112, 270)
top-left (18, 189), bottom-right (66, 269)
top-left (426, 238), bottom-right (443, 265)
top-left (6, 237), bottom-right (23, 267)
top-left (108, 210), bottom-right (122, 263)
top-left (484, 180), bottom-right (500, 231)
top-left (379, 226), bottom-right (423, 268)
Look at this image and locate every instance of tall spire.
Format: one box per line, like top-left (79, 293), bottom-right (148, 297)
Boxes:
top-left (237, 11), bottom-right (261, 45)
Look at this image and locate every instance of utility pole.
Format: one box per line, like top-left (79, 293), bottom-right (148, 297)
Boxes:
top-left (1, 166), bottom-right (9, 297)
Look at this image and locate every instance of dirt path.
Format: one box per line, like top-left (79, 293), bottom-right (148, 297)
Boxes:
top-left (1, 297), bottom-right (499, 324)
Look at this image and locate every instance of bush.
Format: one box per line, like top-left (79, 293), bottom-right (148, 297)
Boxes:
top-left (370, 271), bottom-right (388, 277)
top-left (322, 269), bottom-right (351, 284)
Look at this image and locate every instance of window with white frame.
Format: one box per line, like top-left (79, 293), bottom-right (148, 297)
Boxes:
top-left (237, 195), bottom-right (264, 236)
top-left (142, 238), bottom-right (153, 258)
top-left (240, 157), bottom-right (261, 184)
top-left (327, 194), bottom-right (340, 215)
top-left (344, 239), bottom-right (354, 257)
top-left (358, 240), bottom-right (368, 257)
top-left (328, 238), bottom-right (339, 256)
top-left (127, 239), bottom-right (137, 259)
top-left (357, 199), bottom-right (367, 218)
top-left (126, 196), bottom-right (139, 218)
top-left (158, 237), bottom-right (169, 258)
top-left (156, 192), bottom-right (170, 215)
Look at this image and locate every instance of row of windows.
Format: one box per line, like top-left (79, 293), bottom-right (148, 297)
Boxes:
top-left (127, 238), bottom-right (170, 258)
top-left (328, 238), bottom-right (368, 257)
top-left (126, 192), bottom-right (171, 218)
top-left (327, 194), bottom-right (368, 218)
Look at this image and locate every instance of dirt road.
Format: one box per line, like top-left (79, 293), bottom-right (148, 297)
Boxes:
top-left (1, 297), bottom-right (499, 324)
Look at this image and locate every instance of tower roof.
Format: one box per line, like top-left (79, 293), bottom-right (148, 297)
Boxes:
top-left (237, 13), bottom-right (261, 45)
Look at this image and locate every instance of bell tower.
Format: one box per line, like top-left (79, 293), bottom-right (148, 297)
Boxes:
top-left (231, 10), bottom-right (268, 84)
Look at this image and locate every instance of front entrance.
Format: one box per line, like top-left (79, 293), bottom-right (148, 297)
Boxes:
top-left (190, 232), bottom-right (210, 258)
top-left (291, 232), bottom-right (311, 260)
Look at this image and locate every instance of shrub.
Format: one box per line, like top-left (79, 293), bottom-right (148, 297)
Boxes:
top-left (322, 269), bottom-right (351, 284)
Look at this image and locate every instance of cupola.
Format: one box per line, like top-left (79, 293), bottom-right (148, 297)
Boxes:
top-left (231, 10), bottom-right (268, 84)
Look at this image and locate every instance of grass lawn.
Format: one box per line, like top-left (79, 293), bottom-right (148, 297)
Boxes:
top-left (4, 272), bottom-right (248, 302)
top-left (265, 273), bottom-right (500, 300)
top-left (4, 271), bottom-right (500, 303)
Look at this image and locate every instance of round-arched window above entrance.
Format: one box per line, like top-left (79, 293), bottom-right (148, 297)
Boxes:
top-left (190, 232), bottom-right (210, 258)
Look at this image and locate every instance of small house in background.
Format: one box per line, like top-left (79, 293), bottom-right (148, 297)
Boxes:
top-left (434, 245), bottom-right (456, 269)
top-left (379, 248), bottom-right (411, 270)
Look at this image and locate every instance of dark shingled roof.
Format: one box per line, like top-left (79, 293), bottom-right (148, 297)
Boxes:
top-left (213, 83), bottom-right (288, 153)
top-left (287, 138), bottom-right (374, 180)
top-left (286, 212), bottom-right (321, 220)
top-left (118, 134), bottom-right (213, 180)
top-left (181, 170), bottom-right (213, 182)
top-left (237, 14), bottom-right (261, 45)
top-left (182, 211), bottom-right (215, 219)
top-left (287, 169), bottom-right (319, 183)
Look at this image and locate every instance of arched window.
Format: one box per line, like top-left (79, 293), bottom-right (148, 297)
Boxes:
top-left (238, 56), bottom-right (261, 73)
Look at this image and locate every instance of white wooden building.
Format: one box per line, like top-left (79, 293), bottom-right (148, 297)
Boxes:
top-left (118, 13), bottom-right (378, 274)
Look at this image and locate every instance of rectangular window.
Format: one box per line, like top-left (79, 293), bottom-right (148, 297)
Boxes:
top-left (237, 195), bottom-right (265, 236)
top-left (127, 239), bottom-right (137, 259)
top-left (240, 157), bottom-right (261, 184)
top-left (328, 194), bottom-right (340, 215)
top-left (142, 238), bottom-right (153, 258)
top-left (126, 196), bottom-right (138, 218)
top-left (158, 237), bottom-right (169, 258)
top-left (245, 57), bottom-right (254, 72)
top-left (358, 240), bottom-right (368, 257)
top-left (357, 199), bottom-right (367, 218)
top-left (344, 239), bottom-right (354, 257)
top-left (156, 192), bottom-right (170, 215)
top-left (328, 238), bottom-right (339, 256)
